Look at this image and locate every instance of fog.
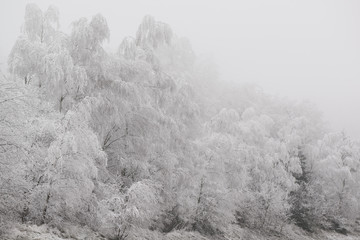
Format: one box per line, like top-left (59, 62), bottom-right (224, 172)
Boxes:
top-left (1, 0), bottom-right (360, 139)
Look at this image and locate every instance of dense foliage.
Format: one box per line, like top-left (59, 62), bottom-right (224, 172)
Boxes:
top-left (1, 4), bottom-right (360, 239)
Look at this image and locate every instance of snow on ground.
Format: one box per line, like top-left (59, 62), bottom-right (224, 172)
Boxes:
top-left (2, 223), bottom-right (359, 240)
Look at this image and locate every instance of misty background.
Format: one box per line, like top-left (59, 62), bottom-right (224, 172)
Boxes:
top-left (1, 0), bottom-right (359, 139)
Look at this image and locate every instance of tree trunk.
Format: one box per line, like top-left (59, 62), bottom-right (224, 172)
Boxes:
top-left (59, 95), bottom-right (65, 112)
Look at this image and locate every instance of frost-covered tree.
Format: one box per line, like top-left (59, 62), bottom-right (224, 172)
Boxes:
top-left (186, 139), bottom-right (236, 235)
top-left (0, 74), bottom-right (33, 224)
top-left (307, 133), bottom-right (360, 231)
top-left (28, 97), bottom-right (107, 228)
top-left (8, 4), bottom-right (59, 85)
top-left (136, 15), bottom-right (172, 50)
top-left (0, 72), bottom-right (56, 227)
top-left (9, 4), bottom-right (88, 112)
top-left (8, 36), bottom-right (46, 85)
top-left (42, 41), bottom-right (87, 112)
top-left (118, 37), bottom-right (142, 61)
top-left (69, 14), bottom-right (109, 87)
top-left (23, 4), bottom-right (59, 43)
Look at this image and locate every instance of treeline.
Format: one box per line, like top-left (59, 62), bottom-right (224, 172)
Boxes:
top-left (1, 4), bottom-right (360, 239)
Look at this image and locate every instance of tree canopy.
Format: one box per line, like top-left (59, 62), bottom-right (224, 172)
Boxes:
top-left (1, 4), bottom-right (360, 240)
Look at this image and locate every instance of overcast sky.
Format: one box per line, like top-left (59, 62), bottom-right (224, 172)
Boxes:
top-left (1, 0), bottom-right (360, 139)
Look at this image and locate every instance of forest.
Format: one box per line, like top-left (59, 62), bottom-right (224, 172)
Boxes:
top-left (1, 4), bottom-right (360, 240)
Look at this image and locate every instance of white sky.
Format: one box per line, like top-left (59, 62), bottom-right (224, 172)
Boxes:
top-left (1, 0), bottom-right (360, 139)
